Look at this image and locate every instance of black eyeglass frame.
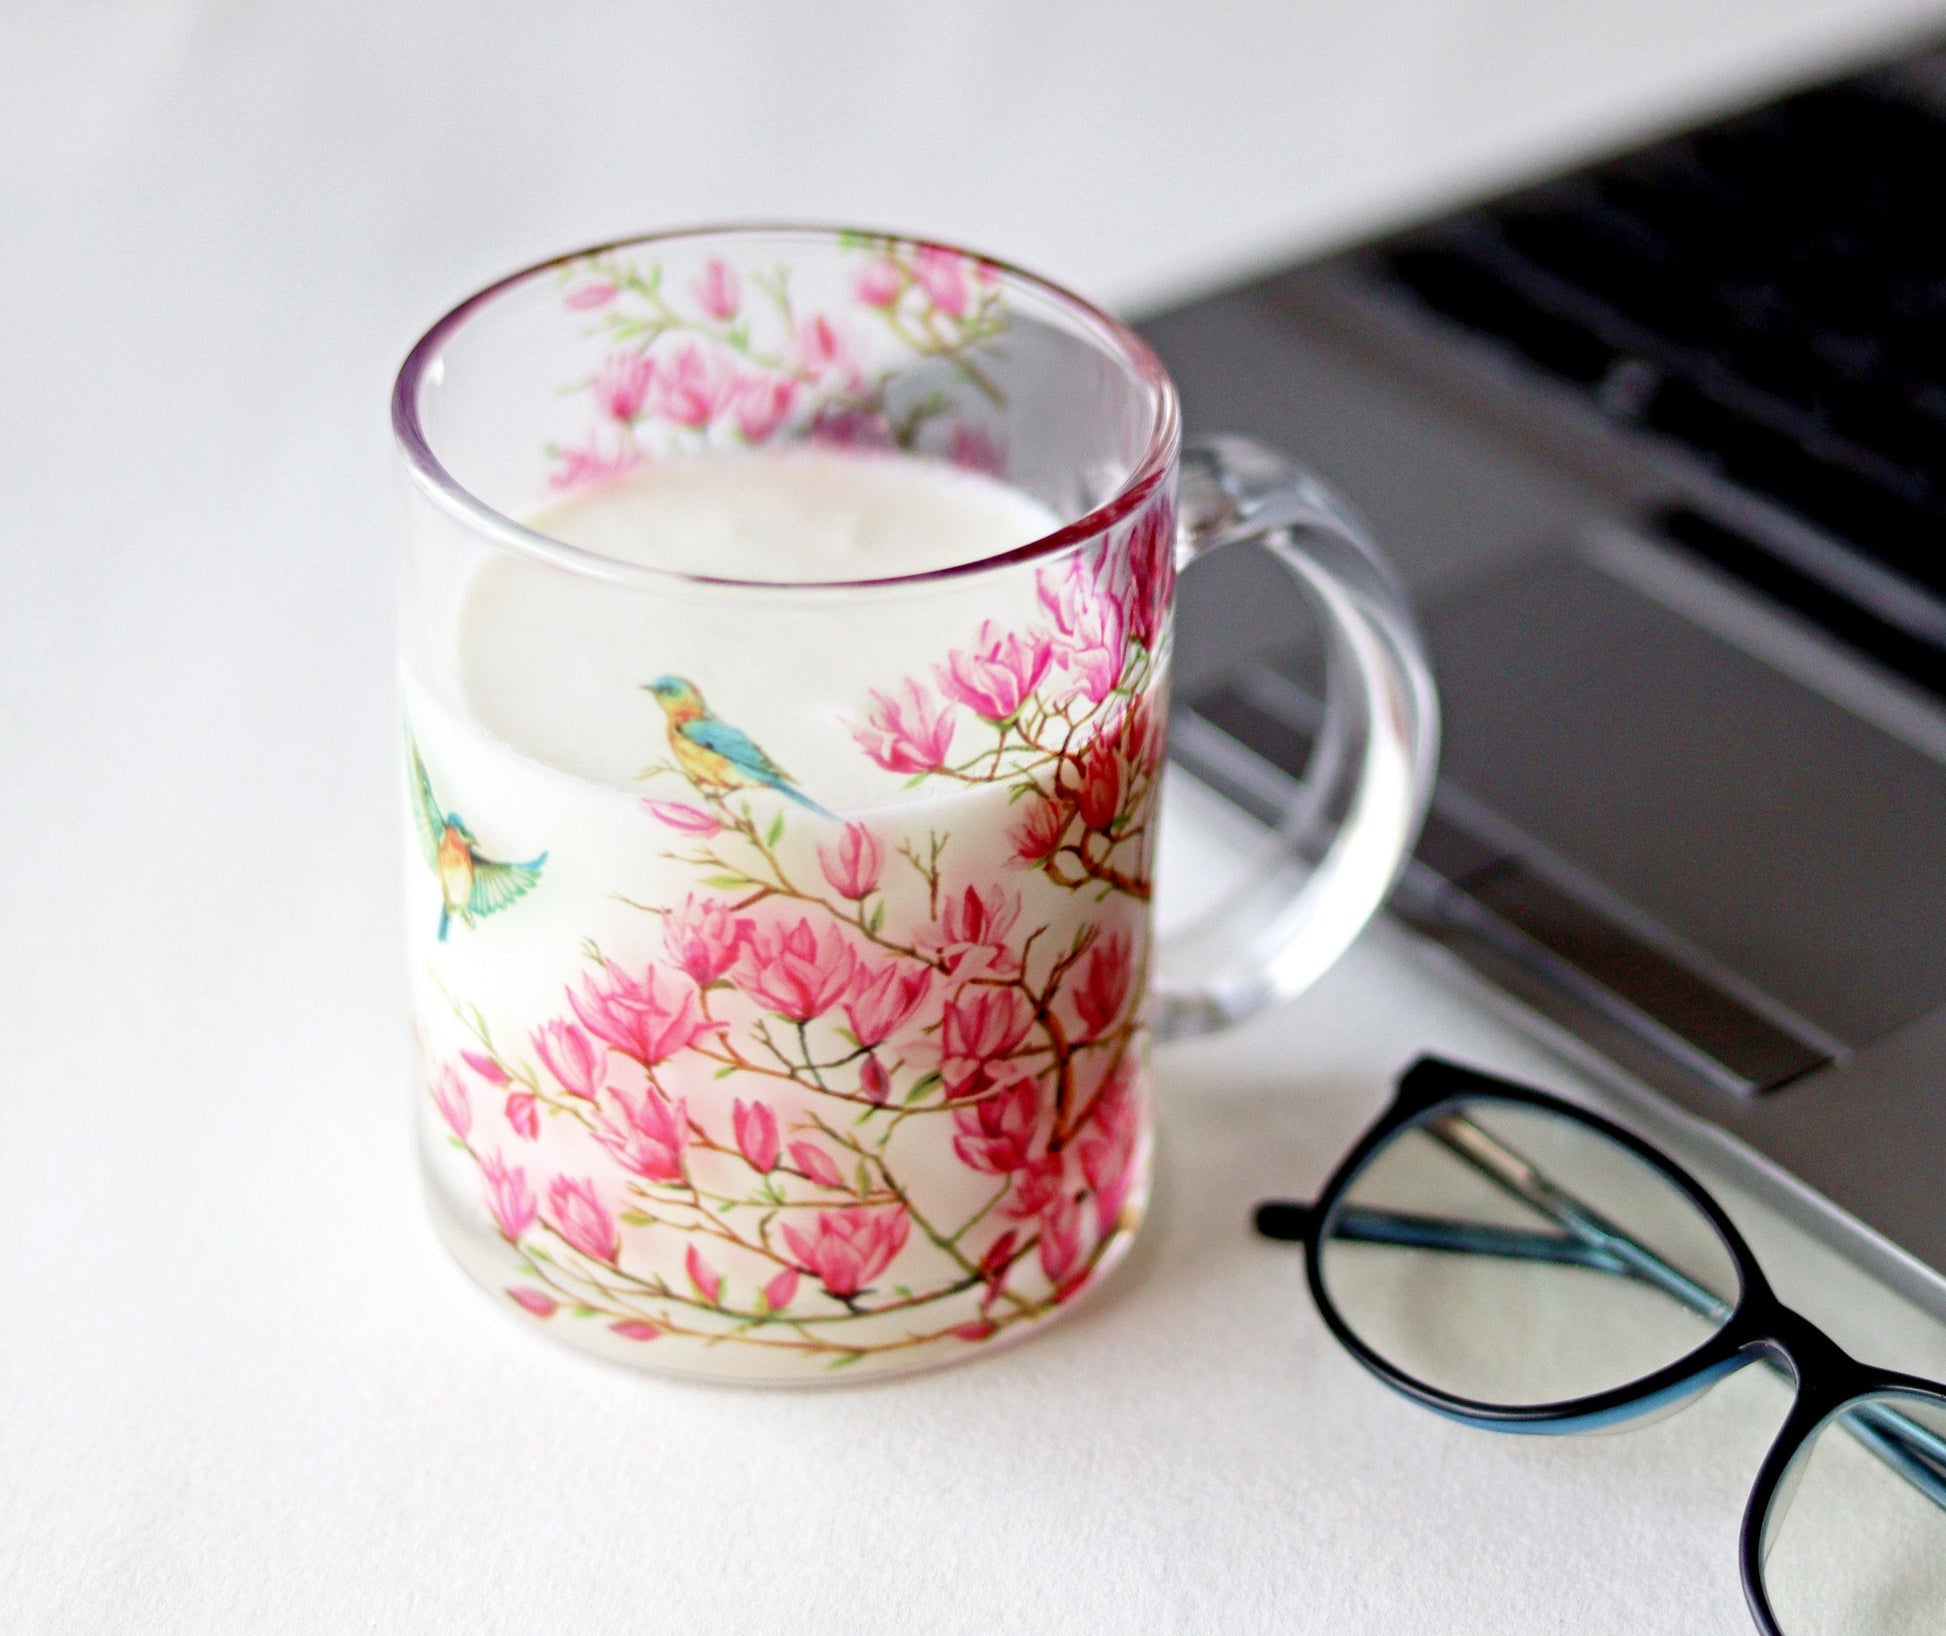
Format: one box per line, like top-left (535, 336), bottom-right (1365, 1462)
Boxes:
top-left (1258, 1055), bottom-right (1946, 1636)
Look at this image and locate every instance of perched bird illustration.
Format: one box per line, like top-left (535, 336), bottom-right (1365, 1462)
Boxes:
top-left (643, 675), bottom-right (834, 818)
top-left (410, 740), bottom-right (547, 940)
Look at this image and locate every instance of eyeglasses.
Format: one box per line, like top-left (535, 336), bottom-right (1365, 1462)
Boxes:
top-left (1255, 1055), bottom-right (1946, 1635)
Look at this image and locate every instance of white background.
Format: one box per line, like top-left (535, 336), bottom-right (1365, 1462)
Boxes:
top-left (5, 4), bottom-right (1946, 1631)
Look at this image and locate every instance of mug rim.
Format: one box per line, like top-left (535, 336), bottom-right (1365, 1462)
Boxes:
top-left (390, 223), bottom-right (1181, 594)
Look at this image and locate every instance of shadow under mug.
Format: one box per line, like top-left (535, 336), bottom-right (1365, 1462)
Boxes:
top-left (393, 226), bottom-right (1438, 1383)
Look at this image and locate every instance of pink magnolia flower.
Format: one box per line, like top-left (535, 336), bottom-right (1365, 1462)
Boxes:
top-left (1010, 792), bottom-right (1069, 864)
top-left (818, 822), bottom-right (883, 900)
top-left (1108, 691), bottom-right (1162, 777)
top-left (843, 960), bottom-right (932, 1048)
top-left (794, 314), bottom-right (852, 381)
top-left (1039, 1191), bottom-right (1086, 1287)
top-left (940, 986), bottom-right (1034, 1095)
top-left (1073, 930), bottom-right (1135, 1038)
top-left (694, 257), bottom-right (741, 320)
top-left (1123, 500), bottom-right (1176, 651)
top-left (1075, 738), bottom-right (1123, 832)
top-left (734, 917), bottom-right (858, 1022)
top-left (913, 244), bottom-right (971, 318)
top-left (592, 1081), bottom-right (688, 1183)
top-left (663, 893), bottom-right (749, 986)
top-left (686, 1243), bottom-right (723, 1304)
top-left (570, 960), bottom-right (716, 1068)
top-left (853, 678), bottom-right (957, 774)
top-left (1038, 554), bottom-right (1128, 703)
top-left (547, 435), bottom-right (642, 494)
top-left (509, 1287), bottom-right (558, 1317)
top-left (1067, 640), bottom-right (1128, 708)
top-left (1079, 1062), bottom-right (1141, 1237)
top-left (789, 1139), bottom-right (847, 1191)
top-left (947, 423), bottom-right (1005, 476)
top-left (564, 281), bottom-right (618, 310)
top-left (937, 621), bottom-right (1053, 722)
top-left (854, 257), bottom-right (903, 308)
top-left (611, 1319), bottom-right (661, 1341)
top-left (1004, 1153), bottom-right (1067, 1221)
top-left (504, 1090), bottom-right (541, 1142)
top-left (918, 882), bottom-right (1022, 975)
top-left (733, 373), bottom-right (797, 443)
top-left (763, 1265), bottom-right (801, 1311)
top-left (547, 1175), bottom-right (619, 1264)
top-left (461, 1050), bottom-right (508, 1086)
top-left (481, 1152), bottom-right (538, 1241)
top-left (733, 1098), bottom-right (780, 1173)
top-left (651, 341), bottom-right (734, 428)
top-left (593, 350), bottom-right (655, 423)
top-left (533, 1019), bottom-right (603, 1101)
top-left (780, 1206), bottom-right (910, 1299)
top-left (979, 1229), bottom-right (1020, 1302)
top-left (431, 1066), bottom-right (471, 1140)
top-left (951, 1077), bottom-right (1040, 1174)
top-left (859, 1056), bottom-right (892, 1105)
top-left (807, 402), bottom-right (892, 450)
top-left (643, 799), bottom-right (722, 837)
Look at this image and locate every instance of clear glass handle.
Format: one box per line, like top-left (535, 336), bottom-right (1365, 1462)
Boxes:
top-left (1152, 436), bottom-right (1440, 1040)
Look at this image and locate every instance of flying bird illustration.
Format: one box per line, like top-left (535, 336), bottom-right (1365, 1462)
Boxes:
top-left (643, 675), bottom-right (834, 818)
top-left (410, 739), bottom-right (547, 941)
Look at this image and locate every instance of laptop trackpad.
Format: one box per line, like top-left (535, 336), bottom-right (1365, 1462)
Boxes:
top-left (1425, 544), bottom-right (1946, 1049)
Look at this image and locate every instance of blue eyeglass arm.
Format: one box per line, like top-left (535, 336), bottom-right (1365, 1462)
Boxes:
top-left (1298, 1204), bottom-right (1633, 1274)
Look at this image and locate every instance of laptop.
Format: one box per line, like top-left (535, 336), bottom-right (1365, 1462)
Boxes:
top-left (1146, 44), bottom-right (1946, 1318)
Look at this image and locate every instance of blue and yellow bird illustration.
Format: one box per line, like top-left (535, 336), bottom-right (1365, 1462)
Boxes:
top-left (644, 675), bottom-right (834, 818)
top-left (410, 740), bottom-right (547, 940)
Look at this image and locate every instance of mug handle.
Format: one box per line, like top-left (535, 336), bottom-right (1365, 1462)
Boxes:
top-left (1151, 436), bottom-right (1440, 1041)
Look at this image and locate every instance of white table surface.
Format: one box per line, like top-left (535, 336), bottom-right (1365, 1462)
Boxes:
top-left (6, 4), bottom-right (1946, 1631)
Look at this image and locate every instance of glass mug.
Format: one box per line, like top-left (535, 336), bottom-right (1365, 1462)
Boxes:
top-left (392, 226), bottom-right (1437, 1383)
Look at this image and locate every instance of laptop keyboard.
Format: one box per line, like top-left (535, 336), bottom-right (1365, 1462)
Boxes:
top-left (1378, 74), bottom-right (1946, 638)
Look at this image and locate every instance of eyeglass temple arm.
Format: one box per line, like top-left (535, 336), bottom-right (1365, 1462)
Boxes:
top-left (1257, 1201), bottom-right (1634, 1273)
top-left (1424, 1112), bottom-right (1946, 1507)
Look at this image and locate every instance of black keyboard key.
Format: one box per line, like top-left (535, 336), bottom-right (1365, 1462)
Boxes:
top-left (1386, 246), bottom-right (1617, 386)
top-left (1377, 73), bottom-right (1946, 613)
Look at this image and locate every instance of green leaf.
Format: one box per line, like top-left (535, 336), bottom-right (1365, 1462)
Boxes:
top-left (713, 1064), bottom-right (738, 1080)
top-left (867, 901), bottom-right (885, 934)
top-left (855, 1159), bottom-right (872, 1196)
top-left (700, 874), bottom-right (749, 889)
top-left (825, 1351), bottom-right (866, 1370)
top-left (718, 1199), bottom-right (738, 1214)
top-left (766, 811), bottom-right (785, 848)
top-left (571, 1305), bottom-right (600, 1319)
top-left (893, 1284), bottom-right (912, 1299)
top-left (904, 1069), bottom-right (942, 1104)
top-left (619, 1209), bottom-right (655, 1227)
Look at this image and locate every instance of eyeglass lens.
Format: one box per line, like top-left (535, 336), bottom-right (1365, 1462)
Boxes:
top-left (1316, 1097), bottom-right (1742, 1407)
top-left (1315, 1096), bottom-right (1946, 1632)
top-left (1761, 1388), bottom-right (1946, 1634)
